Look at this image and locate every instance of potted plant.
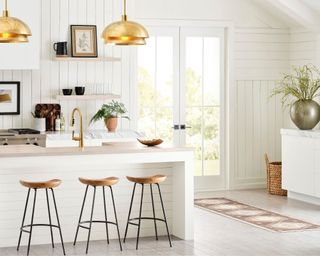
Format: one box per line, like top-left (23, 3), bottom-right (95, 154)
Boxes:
top-left (90, 100), bottom-right (129, 132)
top-left (272, 65), bottom-right (320, 130)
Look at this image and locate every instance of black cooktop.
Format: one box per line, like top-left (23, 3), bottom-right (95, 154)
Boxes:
top-left (8, 128), bottom-right (41, 135)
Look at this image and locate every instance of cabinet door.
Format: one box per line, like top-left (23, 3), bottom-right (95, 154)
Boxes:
top-left (0, 0), bottom-right (40, 69)
top-left (282, 136), bottom-right (315, 196)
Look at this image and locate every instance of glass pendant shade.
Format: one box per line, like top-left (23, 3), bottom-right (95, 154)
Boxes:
top-left (0, 1), bottom-right (32, 43)
top-left (102, 0), bottom-right (149, 45)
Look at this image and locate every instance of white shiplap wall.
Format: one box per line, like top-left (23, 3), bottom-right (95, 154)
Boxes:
top-left (231, 28), bottom-right (291, 189)
top-left (0, 0), bottom-right (133, 131)
top-left (290, 30), bottom-right (317, 66)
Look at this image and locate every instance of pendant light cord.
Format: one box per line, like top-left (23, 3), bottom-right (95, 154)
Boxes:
top-left (3, 0), bottom-right (8, 17)
top-left (124, 0), bottom-right (126, 16)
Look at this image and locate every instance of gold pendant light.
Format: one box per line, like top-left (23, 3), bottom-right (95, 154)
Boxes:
top-left (0, 0), bottom-right (32, 43)
top-left (102, 0), bottom-right (149, 45)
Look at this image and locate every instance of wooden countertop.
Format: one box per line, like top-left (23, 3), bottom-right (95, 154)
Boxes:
top-left (0, 142), bottom-right (193, 158)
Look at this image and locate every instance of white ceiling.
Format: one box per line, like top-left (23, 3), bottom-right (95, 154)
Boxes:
top-left (301, 0), bottom-right (320, 13)
top-left (253, 0), bottom-right (320, 30)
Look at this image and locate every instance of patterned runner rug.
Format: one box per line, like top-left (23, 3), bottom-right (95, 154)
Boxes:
top-left (194, 198), bottom-right (319, 232)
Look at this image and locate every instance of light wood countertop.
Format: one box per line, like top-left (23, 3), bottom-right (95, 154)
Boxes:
top-left (0, 142), bottom-right (193, 158)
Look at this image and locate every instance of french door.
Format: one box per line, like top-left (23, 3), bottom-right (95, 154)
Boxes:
top-left (137, 26), bottom-right (226, 192)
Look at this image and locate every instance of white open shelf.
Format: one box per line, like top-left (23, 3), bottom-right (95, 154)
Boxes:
top-left (53, 56), bottom-right (121, 62)
top-left (56, 94), bottom-right (121, 101)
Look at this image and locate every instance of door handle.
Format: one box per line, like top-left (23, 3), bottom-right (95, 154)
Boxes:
top-left (172, 124), bottom-right (192, 130)
top-left (180, 124), bottom-right (192, 130)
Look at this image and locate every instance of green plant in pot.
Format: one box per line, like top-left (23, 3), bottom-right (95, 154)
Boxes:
top-left (272, 64), bottom-right (320, 130)
top-left (90, 100), bottom-right (129, 132)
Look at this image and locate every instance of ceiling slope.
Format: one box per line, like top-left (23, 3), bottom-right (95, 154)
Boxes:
top-left (254, 0), bottom-right (320, 30)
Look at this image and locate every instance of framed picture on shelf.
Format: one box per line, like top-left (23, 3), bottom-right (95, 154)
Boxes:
top-left (0, 81), bottom-right (20, 115)
top-left (70, 25), bottom-right (98, 58)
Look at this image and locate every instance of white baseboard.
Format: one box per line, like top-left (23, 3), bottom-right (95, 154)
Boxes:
top-left (230, 182), bottom-right (266, 190)
top-left (288, 191), bottom-right (320, 206)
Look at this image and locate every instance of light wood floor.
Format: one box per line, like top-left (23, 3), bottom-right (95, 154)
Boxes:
top-left (2, 189), bottom-right (320, 256)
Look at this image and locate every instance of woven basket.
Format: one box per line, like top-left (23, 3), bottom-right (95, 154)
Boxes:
top-left (264, 154), bottom-right (287, 196)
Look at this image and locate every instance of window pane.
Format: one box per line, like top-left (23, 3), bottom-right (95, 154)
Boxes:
top-left (156, 107), bottom-right (173, 142)
top-left (138, 108), bottom-right (156, 138)
top-left (203, 37), bottom-right (220, 106)
top-left (138, 36), bottom-right (174, 144)
top-left (186, 37), bottom-right (202, 106)
top-left (186, 107), bottom-right (203, 176)
top-left (156, 37), bottom-right (173, 107)
top-left (138, 37), bottom-right (156, 108)
top-left (203, 107), bottom-right (220, 176)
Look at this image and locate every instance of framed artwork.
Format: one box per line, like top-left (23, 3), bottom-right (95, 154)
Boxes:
top-left (0, 82), bottom-right (20, 115)
top-left (70, 25), bottom-right (98, 57)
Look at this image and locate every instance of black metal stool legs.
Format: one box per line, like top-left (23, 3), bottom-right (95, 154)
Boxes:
top-left (86, 186), bottom-right (96, 254)
top-left (109, 186), bottom-right (123, 251)
top-left (73, 185), bottom-right (89, 245)
top-left (74, 185), bottom-right (122, 254)
top-left (157, 184), bottom-right (172, 247)
top-left (102, 186), bottom-right (110, 244)
top-left (123, 183), bottom-right (137, 243)
top-left (136, 184), bottom-right (144, 250)
top-left (51, 188), bottom-right (66, 255)
top-left (27, 189), bottom-right (37, 256)
top-left (124, 182), bottom-right (172, 250)
top-left (17, 188), bottom-right (31, 251)
top-left (150, 184), bottom-right (158, 240)
top-left (46, 189), bottom-right (54, 248)
top-left (17, 188), bottom-right (65, 256)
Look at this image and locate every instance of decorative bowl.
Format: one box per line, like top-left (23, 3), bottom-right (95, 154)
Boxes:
top-left (137, 138), bottom-right (163, 147)
top-left (62, 89), bottom-right (72, 95)
top-left (75, 86), bottom-right (85, 95)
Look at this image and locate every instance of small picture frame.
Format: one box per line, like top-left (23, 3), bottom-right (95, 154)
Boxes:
top-left (70, 25), bottom-right (98, 58)
top-left (0, 81), bottom-right (20, 115)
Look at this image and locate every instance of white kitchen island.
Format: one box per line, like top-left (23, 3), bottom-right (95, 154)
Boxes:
top-left (281, 128), bottom-right (320, 205)
top-left (0, 143), bottom-right (194, 248)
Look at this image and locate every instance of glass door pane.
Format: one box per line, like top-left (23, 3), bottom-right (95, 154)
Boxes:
top-left (137, 28), bottom-right (178, 144)
top-left (181, 27), bottom-right (225, 191)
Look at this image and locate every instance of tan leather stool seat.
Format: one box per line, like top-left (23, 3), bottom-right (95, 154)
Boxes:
top-left (20, 179), bottom-right (62, 189)
top-left (126, 175), bottom-right (167, 184)
top-left (79, 177), bottom-right (119, 187)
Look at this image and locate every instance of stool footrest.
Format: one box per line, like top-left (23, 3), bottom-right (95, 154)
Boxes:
top-left (21, 223), bottom-right (60, 231)
top-left (128, 217), bottom-right (166, 224)
top-left (78, 220), bottom-right (117, 230)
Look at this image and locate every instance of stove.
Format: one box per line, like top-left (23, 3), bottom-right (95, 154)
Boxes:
top-left (0, 129), bottom-right (46, 147)
top-left (8, 128), bottom-right (41, 135)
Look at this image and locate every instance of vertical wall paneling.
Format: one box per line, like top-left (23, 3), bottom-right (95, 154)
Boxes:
top-left (234, 80), bottom-right (285, 188)
top-left (231, 27), bottom-right (291, 189)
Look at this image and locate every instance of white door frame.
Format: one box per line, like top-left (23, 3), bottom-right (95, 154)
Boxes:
top-left (134, 19), bottom-right (235, 191)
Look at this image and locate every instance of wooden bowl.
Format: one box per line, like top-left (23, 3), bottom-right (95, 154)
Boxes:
top-left (137, 138), bottom-right (163, 146)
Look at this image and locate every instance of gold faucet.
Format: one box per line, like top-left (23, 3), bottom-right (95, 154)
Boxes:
top-left (71, 107), bottom-right (84, 148)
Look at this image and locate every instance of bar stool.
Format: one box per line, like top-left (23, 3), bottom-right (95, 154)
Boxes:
top-left (123, 175), bottom-right (172, 250)
top-left (17, 179), bottom-right (66, 256)
top-left (73, 177), bottom-right (122, 254)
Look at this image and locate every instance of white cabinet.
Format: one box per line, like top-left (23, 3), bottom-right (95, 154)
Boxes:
top-left (281, 129), bottom-right (320, 204)
top-left (0, 0), bottom-right (40, 69)
top-left (282, 135), bottom-right (315, 195)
